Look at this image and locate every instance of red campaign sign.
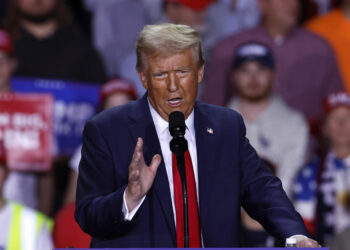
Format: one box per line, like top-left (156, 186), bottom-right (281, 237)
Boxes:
top-left (0, 93), bottom-right (53, 171)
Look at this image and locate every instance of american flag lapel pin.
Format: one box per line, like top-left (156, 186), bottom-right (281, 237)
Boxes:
top-left (206, 127), bottom-right (214, 135)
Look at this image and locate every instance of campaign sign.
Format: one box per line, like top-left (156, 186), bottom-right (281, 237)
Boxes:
top-left (11, 77), bottom-right (100, 156)
top-left (0, 93), bottom-right (53, 171)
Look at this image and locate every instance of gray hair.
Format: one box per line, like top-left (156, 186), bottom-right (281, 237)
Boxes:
top-left (136, 23), bottom-right (205, 71)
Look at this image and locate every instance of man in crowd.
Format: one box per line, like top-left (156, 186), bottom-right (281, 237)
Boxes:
top-left (0, 28), bottom-right (55, 216)
top-left (2, 0), bottom-right (107, 216)
top-left (2, 0), bottom-right (106, 83)
top-left (0, 28), bottom-right (43, 213)
top-left (75, 23), bottom-right (319, 248)
top-left (227, 41), bottom-right (309, 197)
top-left (201, 0), bottom-right (343, 122)
top-left (294, 92), bottom-right (350, 245)
top-left (307, 0), bottom-right (350, 91)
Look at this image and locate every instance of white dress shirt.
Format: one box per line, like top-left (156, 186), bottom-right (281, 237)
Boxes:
top-left (123, 100), bottom-right (199, 223)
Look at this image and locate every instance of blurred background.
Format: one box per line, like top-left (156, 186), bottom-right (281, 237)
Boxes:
top-left (0, 0), bottom-right (350, 248)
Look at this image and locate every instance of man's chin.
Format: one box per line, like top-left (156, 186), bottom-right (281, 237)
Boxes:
top-left (242, 95), bottom-right (269, 103)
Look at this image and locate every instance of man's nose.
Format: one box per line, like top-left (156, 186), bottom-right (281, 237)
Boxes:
top-left (167, 73), bottom-right (179, 92)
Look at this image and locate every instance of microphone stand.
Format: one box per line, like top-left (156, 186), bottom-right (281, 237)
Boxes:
top-left (171, 138), bottom-right (189, 248)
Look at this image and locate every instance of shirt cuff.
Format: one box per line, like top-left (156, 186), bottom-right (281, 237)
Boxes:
top-left (288, 234), bottom-right (308, 244)
top-left (290, 235), bottom-right (308, 239)
top-left (122, 191), bottom-right (146, 221)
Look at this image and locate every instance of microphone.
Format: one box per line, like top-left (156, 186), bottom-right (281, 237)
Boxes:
top-left (169, 111), bottom-right (188, 155)
top-left (169, 111), bottom-right (189, 247)
top-left (169, 111), bottom-right (186, 137)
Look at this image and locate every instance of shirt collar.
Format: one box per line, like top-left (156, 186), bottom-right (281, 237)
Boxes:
top-left (148, 99), bottom-right (195, 136)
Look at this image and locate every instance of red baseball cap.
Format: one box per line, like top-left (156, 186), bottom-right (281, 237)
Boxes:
top-left (324, 92), bottom-right (350, 114)
top-left (100, 78), bottom-right (138, 102)
top-left (165, 0), bottom-right (216, 11)
top-left (0, 29), bottom-right (14, 55)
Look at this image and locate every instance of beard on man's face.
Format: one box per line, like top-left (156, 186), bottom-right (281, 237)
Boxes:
top-left (235, 82), bottom-right (273, 103)
top-left (16, 4), bottom-right (57, 24)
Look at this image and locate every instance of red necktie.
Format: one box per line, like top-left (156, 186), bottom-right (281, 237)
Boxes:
top-left (172, 150), bottom-right (201, 248)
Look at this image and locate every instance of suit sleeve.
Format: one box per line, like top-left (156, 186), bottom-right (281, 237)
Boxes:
top-left (75, 120), bottom-right (135, 238)
top-left (237, 114), bottom-right (310, 240)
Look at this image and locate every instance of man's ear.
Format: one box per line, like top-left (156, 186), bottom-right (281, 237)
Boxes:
top-left (198, 65), bottom-right (204, 84)
top-left (138, 70), bottom-right (148, 90)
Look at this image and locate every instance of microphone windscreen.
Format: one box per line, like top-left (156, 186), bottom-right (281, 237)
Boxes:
top-left (169, 111), bottom-right (186, 135)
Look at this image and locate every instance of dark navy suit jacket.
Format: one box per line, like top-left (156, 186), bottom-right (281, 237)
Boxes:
top-left (75, 94), bottom-right (308, 247)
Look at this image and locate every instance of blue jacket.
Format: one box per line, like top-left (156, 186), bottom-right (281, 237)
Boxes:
top-left (75, 94), bottom-right (308, 247)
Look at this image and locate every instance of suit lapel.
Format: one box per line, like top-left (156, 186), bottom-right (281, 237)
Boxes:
top-left (128, 94), bottom-right (176, 244)
top-left (194, 102), bottom-right (217, 243)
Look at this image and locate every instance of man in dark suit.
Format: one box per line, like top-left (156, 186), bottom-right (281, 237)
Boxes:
top-left (75, 23), bottom-right (319, 248)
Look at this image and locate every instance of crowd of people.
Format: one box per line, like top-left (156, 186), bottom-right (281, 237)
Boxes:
top-left (0, 0), bottom-right (349, 248)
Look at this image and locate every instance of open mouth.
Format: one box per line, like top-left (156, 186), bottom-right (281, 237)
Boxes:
top-left (167, 97), bottom-right (183, 107)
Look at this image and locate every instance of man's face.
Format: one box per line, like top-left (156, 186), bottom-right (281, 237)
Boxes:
top-left (16, 0), bottom-right (57, 20)
top-left (138, 49), bottom-right (204, 121)
top-left (325, 106), bottom-right (350, 147)
top-left (0, 52), bottom-right (16, 91)
top-left (103, 92), bottom-right (133, 110)
top-left (259, 0), bottom-right (299, 30)
top-left (232, 61), bottom-right (274, 102)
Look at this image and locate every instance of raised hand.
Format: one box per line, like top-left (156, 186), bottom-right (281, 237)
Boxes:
top-left (125, 137), bottom-right (162, 211)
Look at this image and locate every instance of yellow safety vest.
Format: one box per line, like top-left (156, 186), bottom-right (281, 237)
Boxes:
top-left (6, 202), bottom-right (53, 250)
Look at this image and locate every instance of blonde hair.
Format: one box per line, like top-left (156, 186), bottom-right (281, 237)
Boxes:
top-left (136, 23), bottom-right (204, 71)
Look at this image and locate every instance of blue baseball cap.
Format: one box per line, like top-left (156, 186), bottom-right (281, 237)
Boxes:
top-left (232, 42), bottom-right (275, 70)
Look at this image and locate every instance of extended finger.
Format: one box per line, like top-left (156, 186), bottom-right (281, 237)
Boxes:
top-left (130, 138), bottom-right (143, 166)
top-left (136, 137), bottom-right (143, 152)
top-left (149, 154), bottom-right (162, 172)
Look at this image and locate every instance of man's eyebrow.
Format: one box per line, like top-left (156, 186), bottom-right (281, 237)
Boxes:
top-left (151, 70), bottom-right (167, 75)
top-left (175, 66), bottom-right (190, 71)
